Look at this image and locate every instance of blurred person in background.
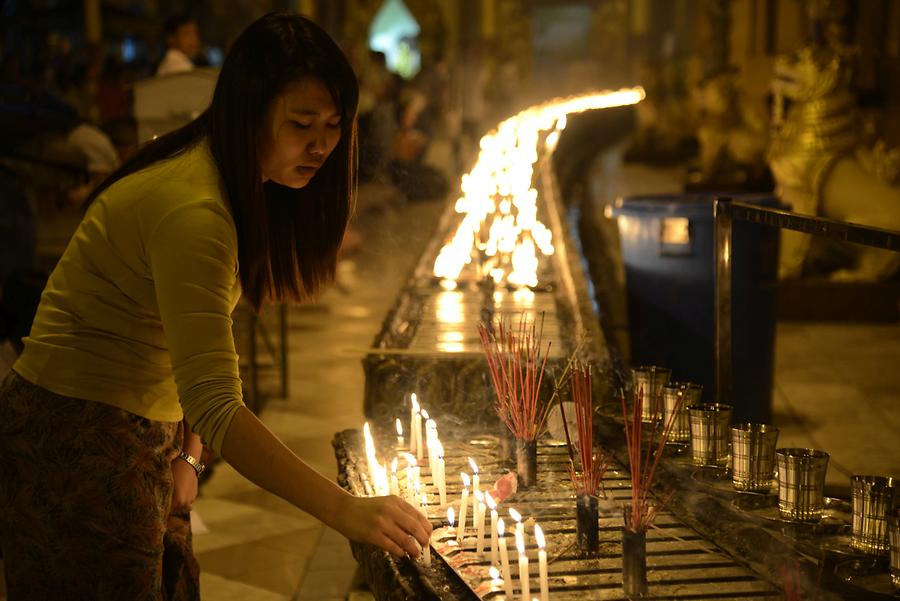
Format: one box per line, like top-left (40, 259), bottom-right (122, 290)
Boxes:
top-left (157, 13), bottom-right (202, 76)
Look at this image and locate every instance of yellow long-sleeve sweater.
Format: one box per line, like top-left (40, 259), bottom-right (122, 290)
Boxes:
top-left (15, 140), bottom-right (244, 454)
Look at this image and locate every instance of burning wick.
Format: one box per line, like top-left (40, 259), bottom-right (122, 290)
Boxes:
top-left (486, 492), bottom-right (499, 566)
top-left (447, 506), bottom-right (455, 537)
top-left (535, 524), bottom-right (548, 601)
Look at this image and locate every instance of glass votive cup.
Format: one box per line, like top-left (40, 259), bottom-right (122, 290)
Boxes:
top-left (688, 403), bottom-right (732, 467)
top-left (731, 424), bottom-right (779, 493)
top-left (775, 448), bottom-right (829, 522)
top-left (631, 365), bottom-right (671, 423)
top-left (888, 508), bottom-right (900, 591)
top-left (850, 475), bottom-right (897, 554)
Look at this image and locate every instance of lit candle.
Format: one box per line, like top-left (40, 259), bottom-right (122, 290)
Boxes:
top-left (447, 506), bottom-right (456, 539)
top-left (410, 394), bottom-right (419, 455)
top-left (474, 490), bottom-right (486, 557)
top-left (403, 453), bottom-right (417, 506)
top-left (468, 457), bottom-right (480, 494)
top-left (486, 492), bottom-right (499, 566)
top-left (420, 493), bottom-right (431, 567)
top-left (457, 473), bottom-right (470, 543)
top-left (535, 524), bottom-right (548, 601)
top-left (509, 507), bottom-right (524, 557)
top-left (395, 418), bottom-right (404, 448)
top-left (390, 457), bottom-right (399, 496)
top-left (424, 416), bottom-right (436, 467)
top-left (489, 566), bottom-right (503, 592)
top-left (497, 518), bottom-right (514, 598)
top-left (516, 529), bottom-right (530, 601)
top-left (415, 403), bottom-right (424, 462)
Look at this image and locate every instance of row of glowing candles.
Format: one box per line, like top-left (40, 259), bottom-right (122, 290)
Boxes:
top-left (362, 394), bottom-right (550, 600)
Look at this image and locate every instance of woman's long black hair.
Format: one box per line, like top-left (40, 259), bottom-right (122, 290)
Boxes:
top-left (85, 11), bottom-right (359, 311)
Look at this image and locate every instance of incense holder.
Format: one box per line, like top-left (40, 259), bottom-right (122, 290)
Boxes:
top-left (622, 527), bottom-right (648, 598)
top-left (576, 494), bottom-right (600, 553)
top-left (516, 439), bottom-right (537, 487)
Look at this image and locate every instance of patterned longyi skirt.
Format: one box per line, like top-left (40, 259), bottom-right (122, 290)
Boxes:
top-left (0, 370), bottom-right (200, 600)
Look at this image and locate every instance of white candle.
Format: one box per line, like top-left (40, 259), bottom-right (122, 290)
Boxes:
top-left (424, 416), bottom-right (436, 467)
top-left (410, 394), bottom-right (419, 455)
top-left (486, 492), bottom-right (499, 566)
top-left (403, 453), bottom-right (417, 506)
top-left (489, 566), bottom-right (503, 592)
top-left (516, 529), bottom-right (530, 601)
top-left (447, 506), bottom-right (456, 540)
top-left (415, 404), bottom-right (424, 462)
top-left (390, 458), bottom-right (399, 496)
top-left (509, 507), bottom-right (524, 558)
top-left (420, 493), bottom-right (431, 567)
top-left (457, 473), bottom-right (470, 543)
top-left (468, 457), bottom-right (480, 494)
top-left (498, 518), bottom-right (514, 598)
top-left (435, 442), bottom-right (447, 506)
top-left (535, 524), bottom-right (548, 601)
top-left (474, 490), bottom-right (486, 557)
top-left (395, 418), bottom-right (404, 448)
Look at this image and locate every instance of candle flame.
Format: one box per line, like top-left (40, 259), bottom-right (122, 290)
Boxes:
top-left (534, 524), bottom-right (545, 549)
top-left (436, 442), bottom-right (444, 458)
top-left (497, 517), bottom-right (505, 536)
top-left (403, 453), bottom-right (417, 467)
top-left (473, 489), bottom-right (484, 502)
top-left (421, 493), bottom-right (428, 507)
top-left (432, 87), bottom-right (645, 287)
top-left (468, 457), bottom-right (478, 474)
top-left (390, 457), bottom-right (398, 473)
top-left (509, 507), bottom-right (522, 523)
top-left (485, 491), bottom-right (497, 511)
top-left (515, 529), bottom-right (525, 554)
top-left (421, 409), bottom-right (429, 420)
top-left (395, 419), bottom-right (403, 436)
top-left (448, 506), bottom-right (455, 527)
top-left (489, 566), bottom-right (501, 579)
top-left (461, 472), bottom-right (471, 487)
top-left (411, 394), bottom-right (419, 411)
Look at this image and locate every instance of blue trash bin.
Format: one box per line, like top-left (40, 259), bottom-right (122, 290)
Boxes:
top-left (611, 194), bottom-right (781, 424)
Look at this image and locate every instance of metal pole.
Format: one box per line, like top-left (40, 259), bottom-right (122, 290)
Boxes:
top-left (713, 197), bottom-right (733, 405)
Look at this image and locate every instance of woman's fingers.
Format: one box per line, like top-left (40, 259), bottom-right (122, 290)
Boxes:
top-left (382, 519), bottom-right (422, 558)
top-left (373, 531), bottom-right (407, 558)
top-left (391, 499), bottom-right (432, 547)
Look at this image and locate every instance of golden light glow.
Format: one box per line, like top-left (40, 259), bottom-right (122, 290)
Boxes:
top-left (433, 87), bottom-right (645, 287)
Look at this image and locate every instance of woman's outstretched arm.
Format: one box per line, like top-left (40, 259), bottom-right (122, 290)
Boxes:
top-left (219, 405), bottom-right (432, 557)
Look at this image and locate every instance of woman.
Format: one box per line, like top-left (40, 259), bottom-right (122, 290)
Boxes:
top-left (0, 12), bottom-right (430, 600)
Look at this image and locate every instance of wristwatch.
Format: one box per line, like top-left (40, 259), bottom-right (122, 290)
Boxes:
top-left (178, 450), bottom-right (206, 476)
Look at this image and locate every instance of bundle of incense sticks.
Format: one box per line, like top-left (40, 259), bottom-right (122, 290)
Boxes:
top-left (567, 362), bottom-right (607, 496)
top-left (621, 385), bottom-right (680, 532)
top-left (477, 314), bottom-right (551, 441)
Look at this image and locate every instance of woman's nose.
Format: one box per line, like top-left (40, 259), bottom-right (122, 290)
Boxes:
top-left (308, 132), bottom-right (327, 156)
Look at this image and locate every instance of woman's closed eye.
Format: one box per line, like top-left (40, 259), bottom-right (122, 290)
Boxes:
top-left (290, 120), bottom-right (313, 129)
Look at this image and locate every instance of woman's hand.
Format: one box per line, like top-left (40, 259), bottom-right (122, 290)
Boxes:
top-left (335, 494), bottom-right (433, 558)
top-left (170, 458), bottom-right (199, 513)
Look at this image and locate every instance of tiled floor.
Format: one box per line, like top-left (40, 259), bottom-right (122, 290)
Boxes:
top-left (1, 157), bottom-right (897, 600)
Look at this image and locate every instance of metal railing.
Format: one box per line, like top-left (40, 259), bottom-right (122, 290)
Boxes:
top-left (713, 198), bottom-right (900, 404)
